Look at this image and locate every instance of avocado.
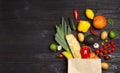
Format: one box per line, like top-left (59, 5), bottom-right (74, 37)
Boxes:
top-left (84, 34), bottom-right (100, 45)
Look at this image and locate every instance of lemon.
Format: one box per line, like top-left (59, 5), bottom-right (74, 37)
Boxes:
top-left (85, 9), bottom-right (94, 19)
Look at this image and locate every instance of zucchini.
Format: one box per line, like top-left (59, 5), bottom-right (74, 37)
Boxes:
top-left (68, 17), bottom-right (76, 31)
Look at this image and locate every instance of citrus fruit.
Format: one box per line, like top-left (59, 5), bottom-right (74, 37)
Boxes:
top-left (109, 30), bottom-right (116, 39)
top-left (93, 16), bottom-right (107, 29)
top-left (50, 43), bottom-right (57, 52)
top-left (85, 9), bottom-right (94, 19)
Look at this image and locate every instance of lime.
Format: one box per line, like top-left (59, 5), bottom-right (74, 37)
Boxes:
top-left (109, 30), bottom-right (116, 39)
top-left (50, 43), bottom-right (57, 52)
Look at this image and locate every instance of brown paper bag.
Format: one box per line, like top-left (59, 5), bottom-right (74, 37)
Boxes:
top-left (68, 59), bottom-right (102, 73)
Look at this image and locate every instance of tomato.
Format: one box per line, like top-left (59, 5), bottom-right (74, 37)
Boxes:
top-left (95, 49), bottom-right (100, 54)
top-left (111, 48), bottom-right (115, 52)
top-left (106, 43), bottom-right (111, 47)
top-left (100, 48), bottom-right (105, 52)
top-left (98, 52), bottom-right (104, 57)
top-left (103, 50), bottom-right (108, 54)
top-left (80, 46), bottom-right (90, 58)
top-left (107, 49), bottom-right (112, 54)
top-left (104, 55), bottom-right (110, 60)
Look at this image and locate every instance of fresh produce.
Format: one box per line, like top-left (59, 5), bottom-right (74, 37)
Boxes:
top-left (50, 43), bottom-right (57, 52)
top-left (68, 17), bottom-right (76, 31)
top-left (85, 8), bottom-right (94, 19)
top-left (109, 30), bottom-right (116, 39)
top-left (101, 62), bottom-right (109, 70)
top-left (84, 34), bottom-right (100, 45)
top-left (62, 51), bottom-right (73, 59)
top-left (77, 20), bottom-right (91, 33)
top-left (49, 8), bottom-right (117, 72)
top-left (66, 34), bottom-right (81, 58)
top-left (55, 17), bottom-right (72, 56)
top-left (104, 55), bottom-right (110, 60)
top-left (93, 43), bottom-right (99, 49)
top-left (101, 31), bottom-right (108, 40)
top-left (78, 33), bottom-right (85, 42)
top-left (90, 27), bottom-right (100, 36)
top-left (57, 45), bottom-right (62, 51)
top-left (95, 40), bottom-right (116, 59)
top-left (101, 42), bottom-right (105, 46)
top-left (58, 53), bottom-right (64, 59)
top-left (108, 18), bottom-right (114, 26)
top-left (93, 16), bottom-right (107, 29)
top-left (90, 52), bottom-right (99, 59)
top-left (80, 45), bottom-right (90, 59)
top-left (104, 39), bottom-right (108, 42)
top-left (73, 9), bottom-right (79, 20)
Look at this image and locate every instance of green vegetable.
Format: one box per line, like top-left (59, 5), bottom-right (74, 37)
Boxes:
top-left (85, 34), bottom-right (100, 45)
top-left (50, 43), bottom-right (57, 52)
top-left (55, 17), bottom-right (72, 55)
top-left (108, 18), bottom-right (114, 26)
top-left (68, 17), bottom-right (76, 31)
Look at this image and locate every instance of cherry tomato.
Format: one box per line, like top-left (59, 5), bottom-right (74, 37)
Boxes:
top-left (111, 48), bottom-right (115, 52)
top-left (98, 52), bottom-right (104, 57)
top-left (104, 55), bottom-right (110, 60)
top-left (103, 50), bottom-right (108, 54)
top-left (95, 49), bottom-right (100, 54)
top-left (112, 44), bottom-right (116, 48)
top-left (100, 48), bottom-right (105, 52)
top-left (73, 9), bottom-right (78, 20)
top-left (102, 45), bottom-right (107, 49)
top-left (107, 49), bottom-right (112, 54)
top-left (106, 43), bottom-right (111, 47)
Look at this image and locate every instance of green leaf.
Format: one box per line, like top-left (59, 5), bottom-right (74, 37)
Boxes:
top-left (67, 25), bottom-right (72, 34)
top-left (56, 25), bottom-right (64, 39)
top-left (108, 18), bottom-right (115, 26)
top-left (55, 34), bottom-right (69, 51)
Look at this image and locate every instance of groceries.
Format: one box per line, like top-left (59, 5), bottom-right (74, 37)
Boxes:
top-left (49, 8), bottom-right (117, 71)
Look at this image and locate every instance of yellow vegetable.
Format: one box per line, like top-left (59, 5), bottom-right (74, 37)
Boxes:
top-left (101, 62), bottom-right (109, 70)
top-left (78, 33), bottom-right (84, 42)
top-left (66, 34), bottom-right (81, 58)
top-left (62, 51), bottom-right (73, 59)
top-left (86, 9), bottom-right (94, 19)
top-left (101, 31), bottom-right (108, 40)
top-left (78, 20), bottom-right (91, 33)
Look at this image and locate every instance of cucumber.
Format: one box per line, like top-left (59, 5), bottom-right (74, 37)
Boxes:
top-left (68, 17), bottom-right (76, 31)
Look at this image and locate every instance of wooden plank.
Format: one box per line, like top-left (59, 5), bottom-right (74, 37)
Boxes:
top-left (0, 0), bottom-right (120, 73)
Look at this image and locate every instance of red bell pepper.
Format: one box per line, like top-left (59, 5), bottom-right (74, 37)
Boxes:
top-left (80, 46), bottom-right (90, 59)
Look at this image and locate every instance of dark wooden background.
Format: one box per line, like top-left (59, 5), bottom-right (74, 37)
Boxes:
top-left (0, 0), bottom-right (120, 73)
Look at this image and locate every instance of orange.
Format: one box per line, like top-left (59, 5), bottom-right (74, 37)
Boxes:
top-left (93, 16), bottom-right (107, 29)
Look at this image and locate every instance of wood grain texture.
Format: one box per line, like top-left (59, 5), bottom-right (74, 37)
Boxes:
top-left (0, 0), bottom-right (120, 73)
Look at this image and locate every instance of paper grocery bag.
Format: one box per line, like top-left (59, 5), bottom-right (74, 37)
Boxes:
top-left (68, 59), bottom-right (102, 73)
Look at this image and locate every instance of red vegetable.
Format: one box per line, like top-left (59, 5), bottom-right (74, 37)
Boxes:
top-left (95, 40), bottom-right (117, 60)
top-left (104, 55), bottom-right (110, 60)
top-left (80, 46), bottom-right (90, 58)
top-left (73, 9), bottom-right (78, 20)
top-left (58, 53), bottom-right (64, 59)
top-left (90, 27), bottom-right (100, 36)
